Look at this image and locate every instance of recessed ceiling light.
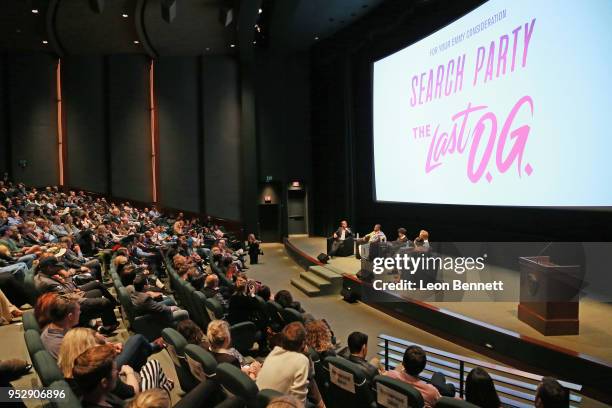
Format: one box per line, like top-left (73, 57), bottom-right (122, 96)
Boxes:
top-left (230, 44), bottom-right (236, 48)
top-left (42, 40), bottom-right (48, 44)
top-left (133, 40), bottom-right (140, 44)
top-left (205, 47), bottom-right (211, 51)
top-left (258, 8), bottom-right (262, 14)
top-left (314, 36), bottom-right (319, 40)
top-left (32, 9), bottom-right (39, 14)
top-left (253, 41), bottom-right (256, 45)
top-left (122, 13), bottom-right (129, 18)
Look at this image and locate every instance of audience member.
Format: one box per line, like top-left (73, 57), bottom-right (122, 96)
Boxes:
top-left (535, 377), bottom-right (569, 408)
top-left (465, 367), bottom-right (501, 408)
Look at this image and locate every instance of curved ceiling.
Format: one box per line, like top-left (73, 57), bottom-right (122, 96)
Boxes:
top-left (0, 0), bottom-right (386, 56)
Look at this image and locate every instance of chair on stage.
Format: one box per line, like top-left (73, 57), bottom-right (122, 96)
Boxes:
top-left (326, 237), bottom-right (355, 257)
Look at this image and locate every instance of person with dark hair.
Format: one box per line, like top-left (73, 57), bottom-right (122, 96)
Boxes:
top-left (227, 277), bottom-right (262, 325)
top-left (72, 344), bottom-right (124, 408)
top-left (256, 322), bottom-right (310, 405)
top-left (535, 377), bottom-right (569, 408)
top-left (395, 228), bottom-right (408, 244)
top-left (130, 274), bottom-right (188, 324)
top-left (346, 331), bottom-right (379, 382)
top-left (274, 290), bottom-right (305, 314)
top-left (385, 345), bottom-right (453, 407)
top-left (465, 367), bottom-right (501, 408)
top-left (177, 319), bottom-right (209, 350)
top-left (257, 285), bottom-right (271, 302)
top-left (247, 233), bottom-right (261, 265)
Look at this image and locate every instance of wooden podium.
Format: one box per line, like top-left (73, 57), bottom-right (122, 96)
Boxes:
top-left (518, 256), bottom-right (581, 336)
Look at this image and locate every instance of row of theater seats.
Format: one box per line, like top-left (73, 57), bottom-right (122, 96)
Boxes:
top-left (162, 327), bottom-right (283, 407)
top-left (22, 309), bottom-right (82, 407)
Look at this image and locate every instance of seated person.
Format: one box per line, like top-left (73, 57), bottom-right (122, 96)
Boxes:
top-left (362, 224), bottom-right (386, 243)
top-left (345, 332), bottom-right (380, 383)
top-left (40, 294), bottom-right (82, 359)
top-left (329, 220), bottom-right (353, 257)
top-left (535, 377), bottom-right (569, 408)
top-left (206, 319), bottom-right (260, 379)
top-left (130, 274), bottom-right (188, 324)
top-left (394, 228), bottom-right (409, 244)
top-left (59, 328), bottom-right (171, 400)
top-left (72, 344), bottom-right (131, 408)
top-left (201, 274), bottom-right (229, 309)
top-left (305, 320), bottom-right (336, 360)
top-left (227, 277), bottom-right (261, 325)
top-left (384, 345), bottom-right (454, 408)
top-left (465, 367), bottom-right (501, 408)
top-left (256, 322), bottom-right (310, 405)
top-left (177, 319), bottom-right (210, 350)
top-left (35, 257), bottom-right (118, 333)
top-left (274, 290), bottom-right (305, 314)
top-left (414, 230), bottom-right (430, 248)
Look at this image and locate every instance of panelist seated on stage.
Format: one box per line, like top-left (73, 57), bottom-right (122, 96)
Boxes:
top-left (327, 220), bottom-right (354, 257)
top-left (360, 224), bottom-right (386, 244)
top-left (394, 228), bottom-right (409, 245)
top-left (414, 229), bottom-right (430, 249)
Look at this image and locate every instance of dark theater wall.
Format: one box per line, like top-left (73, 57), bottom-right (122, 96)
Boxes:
top-left (7, 53), bottom-right (58, 187)
top-left (155, 57), bottom-right (201, 213)
top-left (202, 56), bottom-right (241, 221)
top-left (62, 56), bottom-right (108, 194)
top-left (107, 55), bottom-right (152, 203)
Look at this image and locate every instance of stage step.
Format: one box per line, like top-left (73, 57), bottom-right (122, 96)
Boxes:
top-left (321, 264), bottom-right (347, 277)
top-left (301, 271), bottom-right (331, 289)
top-left (309, 265), bottom-right (343, 281)
top-left (290, 278), bottom-right (320, 296)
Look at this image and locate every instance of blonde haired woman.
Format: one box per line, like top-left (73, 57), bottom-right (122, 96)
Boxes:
top-left (58, 328), bottom-right (173, 398)
top-left (127, 389), bottom-right (171, 408)
top-left (207, 319), bottom-right (261, 379)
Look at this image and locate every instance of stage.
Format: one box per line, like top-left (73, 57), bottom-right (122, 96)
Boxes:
top-left (285, 235), bottom-right (612, 401)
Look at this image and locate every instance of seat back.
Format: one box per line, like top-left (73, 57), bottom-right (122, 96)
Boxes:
top-left (308, 348), bottom-right (331, 404)
top-left (24, 269), bottom-right (38, 304)
top-left (161, 328), bottom-right (199, 392)
top-left (22, 310), bottom-right (41, 333)
top-left (256, 389), bottom-right (283, 408)
top-left (374, 375), bottom-right (424, 408)
top-left (117, 286), bottom-right (135, 324)
top-left (49, 380), bottom-right (82, 408)
top-left (229, 322), bottom-right (257, 356)
top-left (436, 397), bottom-right (480, 408)
top-left (24, 329), bottom-right (45, 357)
top-left (184, 344), bottom-right (218, 382)
top-left (192, 290), bottom-right (212, 329)
top-left (324, 356), bottom-right (374, 408)
top-left (280, 307), bottom-right (303, 324)
top-left (216, 363), bottom-right (259, 407)
top-left (264, 301), bottom-right (285, 330)
top-left (32, 350), bottom-right (63, 387)
top-left (205, 297), bottom-right (225, 321)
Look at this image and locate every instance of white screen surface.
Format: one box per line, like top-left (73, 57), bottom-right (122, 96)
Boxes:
top-left (373, 0), bottom-right (612, 206)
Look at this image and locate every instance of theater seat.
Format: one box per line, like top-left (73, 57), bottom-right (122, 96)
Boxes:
top-left (264, 301), bottom-right (284, 331)
top-left (324, 356), bottom-right (374, 408)
top-left (308, 348), bottom-right (331, 404)
top-left (215, 363), bottom-right (259, 408)
top-left (161, 328), bottom-right (199, 393)
top-left (23, 269), bottom-right (38, 305)
top-left (191, 290), bottom-right (211, 329)
top-left (280, 307), bottom-right (303, 324)
top-left (22, 310), bottom-right (41, 333)
top-left (32, 350), bottom-right (63, 387)
top-left (24, 329), bottom-right (45, 357)
top-left (256, 389), bottom-right (284, 408)
top-left (230, 322), bottom-right (257, 356)
top-left (373, 375), bottom-right (424, 408)
top-left (205, 297), bottom-right (225, 321)
top-left (436, 397), bottom-right (479, 408)
top-left (184, 344), bottom-right (218, 382)
top-left (117, 286), bottom-right (167, 341)
top-left (49, 380), bottom-right (81, 408)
